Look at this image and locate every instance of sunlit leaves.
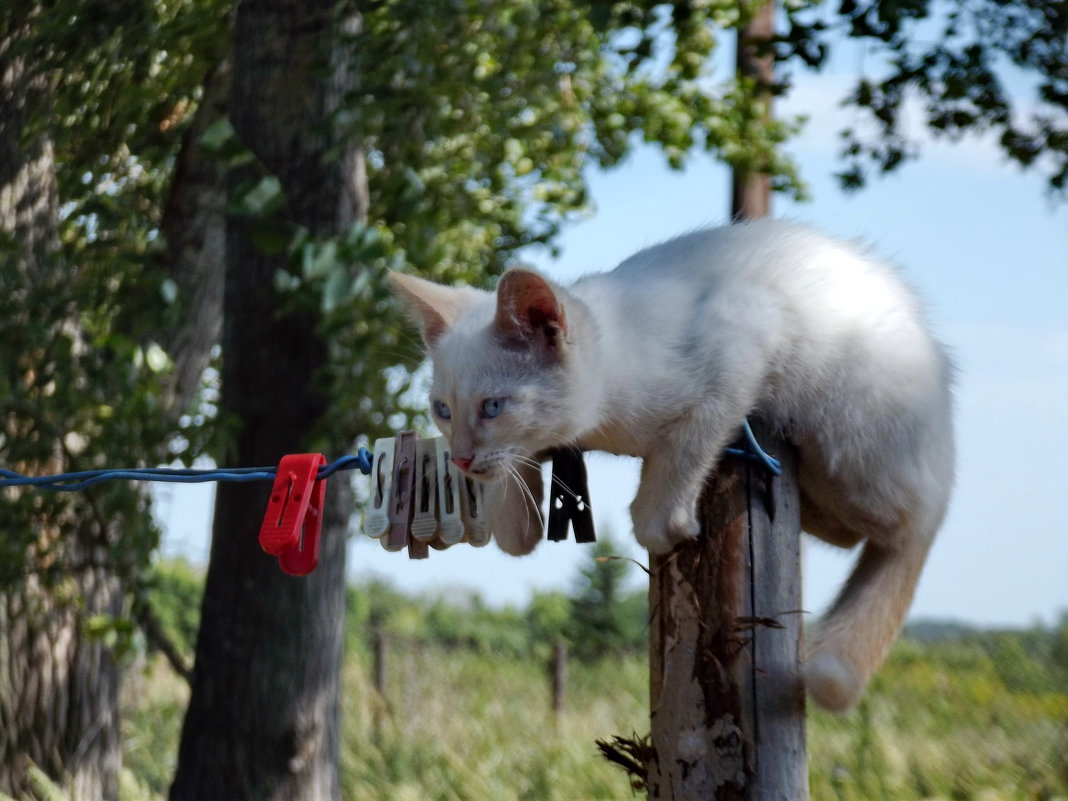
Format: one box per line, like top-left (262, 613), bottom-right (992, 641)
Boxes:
top-left (783, 0), bottom-right (1068, 195)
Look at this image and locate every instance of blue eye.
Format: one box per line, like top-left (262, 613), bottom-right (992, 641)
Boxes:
top-left (481, 397), bottom-right (505, 419)
top-left (433, 399), bottom-right (452, 420)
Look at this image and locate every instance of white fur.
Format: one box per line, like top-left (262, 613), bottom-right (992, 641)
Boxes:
top-left (390, 219), bottom-right (955, 709)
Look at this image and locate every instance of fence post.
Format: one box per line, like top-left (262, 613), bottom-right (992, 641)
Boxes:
top-left (551, 639), bottom-right (567, 722)
top-left (647, 420), bottom-right (806, 800)
top-left (372, 627), bottom-right (388, 739)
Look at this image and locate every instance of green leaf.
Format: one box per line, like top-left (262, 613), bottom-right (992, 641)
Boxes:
top-left (239, 176), bottom-right (283, 217)
top-left (198, 118), bottom-right (237, 153)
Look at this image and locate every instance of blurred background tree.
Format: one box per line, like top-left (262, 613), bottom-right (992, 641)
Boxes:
top-left (568, 537), bottom-right (648, 661)
top-left (1, 0), bottom-right (223, 796)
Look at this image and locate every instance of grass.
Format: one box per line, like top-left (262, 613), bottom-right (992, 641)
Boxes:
top-left (340, 643), bottom-right (648, 801)
top-left (116, 570), bottom-right (1068, 801)
top-left (118, 634), bottom-right (1068, 801)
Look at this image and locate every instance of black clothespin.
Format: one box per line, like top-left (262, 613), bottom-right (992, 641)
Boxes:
top-left (547, 447), bottom-right (596, 543)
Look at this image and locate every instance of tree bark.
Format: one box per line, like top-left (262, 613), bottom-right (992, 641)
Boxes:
top-left (169, 1), bottom-right (366, 799)
top-left (1, 20), bottom-right (124, 801)
top-left (730, 1), bottom-right (775, 221)
top-left (159, 62), bottom-right (231, 415)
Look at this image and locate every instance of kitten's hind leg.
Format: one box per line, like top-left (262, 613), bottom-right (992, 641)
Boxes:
top-left (487, 458), bottom-right (545, 556)
top-left (800, 491), bottom-right (864, 549)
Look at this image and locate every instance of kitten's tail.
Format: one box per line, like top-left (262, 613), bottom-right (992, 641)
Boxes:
top-left (803, 524), bottom-right (933, 711)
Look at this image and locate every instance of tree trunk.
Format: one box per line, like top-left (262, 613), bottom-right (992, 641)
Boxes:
top-left (169, 1), bottom-right (366, 799)
top-left (1, 21), bottom-right (124, 801)
top-left (159, 62), bottom-right (231, 415)
top-left (730, 1), bottom-right (775, 221)
top-left (0, 555), bottom-right (125, 801)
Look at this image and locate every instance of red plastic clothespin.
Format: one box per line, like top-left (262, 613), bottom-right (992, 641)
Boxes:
top-left (258, 453), bottom-right (327, 576)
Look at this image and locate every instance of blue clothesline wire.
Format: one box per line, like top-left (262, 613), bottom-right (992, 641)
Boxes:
top-left (0, 418), bottom-right (780, 492)
top-left (726, 419), bottom-right (783, 476)
top-left (0, 450), bottom-right (374, 492)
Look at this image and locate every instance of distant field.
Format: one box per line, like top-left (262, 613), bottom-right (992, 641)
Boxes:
top-left (119, 566), bottom-right (1067, 800)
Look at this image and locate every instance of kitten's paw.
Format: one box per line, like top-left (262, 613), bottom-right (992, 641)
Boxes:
top-left (803, 650), bottom-right (863, 712)
top-left (485, 475), bottom-right (544, 556)
top-left (493, 520), bottom-right (542, 556)
top-left (631, 500), bottom-right (700, 554)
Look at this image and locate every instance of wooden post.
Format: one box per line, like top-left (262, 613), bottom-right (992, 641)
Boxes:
top-left (372, 628), bottom-right (388, 739)
top-left (647, 421), bottom-right (805, 800)
top-left (551, 639), bottom-right (568, 722)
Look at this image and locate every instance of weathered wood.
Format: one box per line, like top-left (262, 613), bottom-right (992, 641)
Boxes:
top-left (737, 426), bottom-right (806, 800)
top-left (551, 639), bottom-right (568, 721)
top-left (372, 629), bottom-right (388, 741)
top-left (647, 422), bottom-right (805, 800)
top-left (373, 629), bottom-right (388, 702)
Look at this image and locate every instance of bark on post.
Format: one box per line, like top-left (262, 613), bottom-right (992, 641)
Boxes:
top-left (647, 422), bottom-right (805, 800)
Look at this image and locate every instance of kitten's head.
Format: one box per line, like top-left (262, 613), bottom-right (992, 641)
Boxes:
top-left (390, 269), bottom-right (582, 481)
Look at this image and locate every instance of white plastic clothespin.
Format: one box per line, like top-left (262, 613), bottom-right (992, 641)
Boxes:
top-left (410, 438), bottom-right (439, 542)
top-left (434, 437), bottom-right (465, 545)
top-left (362, 435), bottom-right (599, 557)
top-left (363, 433), bottom-right (477, 555)
top-left (461, 476), bottom-right (490, 547)
top-left (363, 437), bottom-right (395, 540)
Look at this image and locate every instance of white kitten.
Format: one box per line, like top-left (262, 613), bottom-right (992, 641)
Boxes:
top-left (390, 219), bottom-right (955, 710)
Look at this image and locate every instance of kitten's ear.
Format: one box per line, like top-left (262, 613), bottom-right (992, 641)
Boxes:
top-left (388, 272), bottom-right (475, 348)
top-left (494, 269), bottom-right (568, 358)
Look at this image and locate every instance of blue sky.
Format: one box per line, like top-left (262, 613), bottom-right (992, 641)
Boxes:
top-left (157, 48), bottom-right (1068, 629)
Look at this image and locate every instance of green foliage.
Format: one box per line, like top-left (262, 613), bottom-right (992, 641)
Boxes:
top-left (568, 537), bottom-right (649, 661)
top-left (143, 558), bottom-right (204, 656)
top-left (0, 257), bottom-right (183, 589)
top-left (341, 645), bottom-right (649, 801)
top-left (119, 596), bottom-right (1068, 800)
top-left (318, 0), bottom-right (808, 442)
top-left (7, 0), bottom-right (1062, 593)
top-left (809, 627), bottom-right (1068, 801)
top-left (1, 0), bottom-right (225, 591)
top-left (780, 0), bottom-right (1068, 194)
top-left (121, 659), bottom-right (190, 800)
top-left (526, 591), bottom-right (573, 654)
top-left (342, 538), bottom-right (648, 664)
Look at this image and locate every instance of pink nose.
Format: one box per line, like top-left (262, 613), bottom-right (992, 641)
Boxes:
top-left (451, 455), bottom-right (474, 473)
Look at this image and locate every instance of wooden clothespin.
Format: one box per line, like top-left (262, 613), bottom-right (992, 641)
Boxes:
top-left (258, 453), bottom-right (327, 576)
top-left (386, 431), bottom-right (417, 553)
top-left (547, 447), bottom-right (595, 543)
top-left (364, 433), bottom-right (450, 558)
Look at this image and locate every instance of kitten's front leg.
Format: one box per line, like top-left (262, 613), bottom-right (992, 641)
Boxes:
top-left (486, 458), bottom-right (545, 556)
top-left (630, 419), bottom-right (734, 554)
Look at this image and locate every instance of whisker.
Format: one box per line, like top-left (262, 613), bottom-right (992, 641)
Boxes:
top-left (511, 463), bottom-right (545, 529)
top-left (505, 446), bottom-right (592, 513)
